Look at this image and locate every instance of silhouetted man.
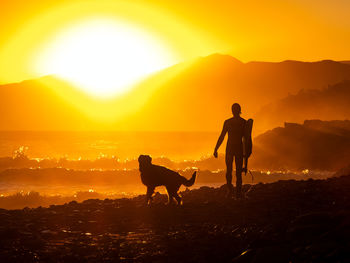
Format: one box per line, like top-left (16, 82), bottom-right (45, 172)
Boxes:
top-left (214, 103), bottom-right (246, 199)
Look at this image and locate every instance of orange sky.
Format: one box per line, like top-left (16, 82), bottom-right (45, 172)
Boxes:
top-left (0, 0), bottom-right (350, 84)
top-left (0, 0), bottom-right (350, 133)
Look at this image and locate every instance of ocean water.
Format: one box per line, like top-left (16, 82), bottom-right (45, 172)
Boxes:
top-left (0, 131), bottom-right (336, 209)
top-left (0, 131), bottom-right (218, 161)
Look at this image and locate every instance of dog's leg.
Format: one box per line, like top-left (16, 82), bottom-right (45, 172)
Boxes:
top-left (167, 194), bottom-right (174, 205)
top-left (146, 186), bottom-right (155, 205)
top-left (173, 190), bottom-right (182, 205)
top-left (165, 187), bottom-right (174, 205)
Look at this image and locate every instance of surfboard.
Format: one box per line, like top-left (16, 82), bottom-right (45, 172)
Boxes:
top-left (243, 118), bottom-right (253, 174)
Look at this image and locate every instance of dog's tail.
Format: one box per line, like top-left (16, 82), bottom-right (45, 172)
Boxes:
top-left (183, 171), bottom-right (197, 187)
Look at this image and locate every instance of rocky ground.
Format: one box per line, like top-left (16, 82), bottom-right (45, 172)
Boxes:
top-left (0, 175), bottom-right (349, 263)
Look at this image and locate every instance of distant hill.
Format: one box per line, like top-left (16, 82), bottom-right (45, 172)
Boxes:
top-left (0, 77), bottom-right (99, 130)
top-left (119, 55), bottom-right (350, 132)
top-left (254, 80), bottom-right (350, 132)
top-left (251, 120), bottom-right (350, 171)
top-left (1, 54), bottom-right (350, 131)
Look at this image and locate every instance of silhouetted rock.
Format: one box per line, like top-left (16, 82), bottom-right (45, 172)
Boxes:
top-left (251, 120), bottom-right (350, 171)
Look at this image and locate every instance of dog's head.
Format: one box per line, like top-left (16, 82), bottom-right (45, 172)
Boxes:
top-left (138, 155), bottom-right (152, 171)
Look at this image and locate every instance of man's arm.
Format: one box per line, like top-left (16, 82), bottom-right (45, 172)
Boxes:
top-left (213, 121), bottom-right (227, 158)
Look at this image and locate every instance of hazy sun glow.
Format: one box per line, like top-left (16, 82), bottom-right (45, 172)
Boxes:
top-left (35, 19), bottom-right (176, 98)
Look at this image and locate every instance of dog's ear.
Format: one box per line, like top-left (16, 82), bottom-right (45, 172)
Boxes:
top-left (145, 155), bottom-right (152, 164)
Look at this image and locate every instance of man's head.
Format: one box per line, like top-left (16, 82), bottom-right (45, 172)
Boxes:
top-left (231, 103), bottom-right (241, 116)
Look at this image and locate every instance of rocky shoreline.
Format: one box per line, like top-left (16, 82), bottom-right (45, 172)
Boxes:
top-left (0, 175), bottom-right (349, 262)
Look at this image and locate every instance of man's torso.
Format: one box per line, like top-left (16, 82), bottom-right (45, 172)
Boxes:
top-left (225, 117), bottom-right (246, 155)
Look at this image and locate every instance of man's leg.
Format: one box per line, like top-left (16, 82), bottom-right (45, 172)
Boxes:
top-left (235, 155), bottom-right (243, 199)
top-left (225, 153), bottom-right (234, 197)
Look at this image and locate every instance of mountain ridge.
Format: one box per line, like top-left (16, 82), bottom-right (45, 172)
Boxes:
top-left (254, 80), bottom-right (350, 131)
top-left (1, 54), bottom-right (350, 132)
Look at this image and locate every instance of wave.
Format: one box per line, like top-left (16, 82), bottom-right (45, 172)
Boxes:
top-left (0, 168), bottom-right (334, 209)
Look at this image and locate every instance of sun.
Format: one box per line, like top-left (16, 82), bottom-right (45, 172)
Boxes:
top-left (35, 19), bottom-right (177, 98)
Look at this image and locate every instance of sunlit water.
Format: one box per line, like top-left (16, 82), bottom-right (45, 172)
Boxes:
top-left (0, 131), bottom-right (217, 161)
top-left (0, 131), bottom-right (336, 208)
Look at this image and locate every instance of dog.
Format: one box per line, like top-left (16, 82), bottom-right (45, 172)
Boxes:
top-left (138, 155), bottom-right (197, 205)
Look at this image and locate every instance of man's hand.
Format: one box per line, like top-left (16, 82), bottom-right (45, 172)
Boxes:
top-left (213, 150), bottom-right (218, 158)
